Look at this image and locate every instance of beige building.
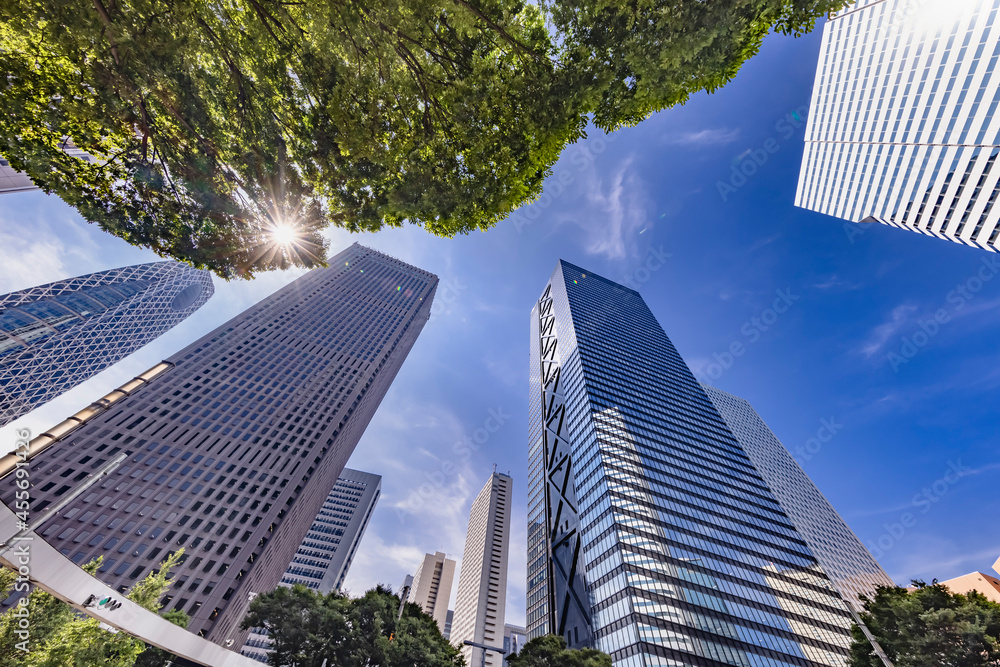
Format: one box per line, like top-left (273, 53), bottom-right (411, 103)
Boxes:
top-left (939, 557), bottom-right (1000, 604)
top-left (409, 551), bottom-right (457, 633)
top-left (452, 472), bottom-right (512, 667)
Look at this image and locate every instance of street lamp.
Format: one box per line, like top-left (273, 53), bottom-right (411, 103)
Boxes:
top-left (463, 640), bottom-right (507, 667)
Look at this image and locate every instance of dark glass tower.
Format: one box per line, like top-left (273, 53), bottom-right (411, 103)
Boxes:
top-left (528, 260), bottom-right (861, 666)
top-left (0, 261), bottom-right (213, 426)
top-left (3, 243), bottom-right (436, 646)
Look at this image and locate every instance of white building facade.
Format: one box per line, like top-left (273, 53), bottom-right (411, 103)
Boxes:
top-left (409, 551), bottom-right (457, 634)
top-left (452, 472), bottom-right (512, 667)
top-left (796, 0), bottom-right (1000, 252)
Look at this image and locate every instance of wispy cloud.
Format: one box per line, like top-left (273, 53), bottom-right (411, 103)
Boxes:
top-left (665, 128), bottom-right (741, 146)
top-left (890, 542), bottom-right (1000, 585)
top-left (812, 274), bottom-right (864, 291)
top-left (859, 304), bottom-right (918, 358)
top-left (571, 156), bottom-right (651, 260)
top-left (0, 230), bottom-right (69, 290)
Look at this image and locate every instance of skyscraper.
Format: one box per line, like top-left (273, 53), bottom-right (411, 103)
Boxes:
top-left (527, 260), bottom-right (869, 666)
top-left (241, 468), bottom-right (381, 662)
top-left (0, 260), bottom-right (213, 427)
top-left (0, 243), bottom-right (436, 646)
top-left (703, 385), bottom-right (893, 611)
top-left (444, 609), bottom-right (455, 641)
top-left (796, 0), bottom-right (1000, 252)
top-left (503, 624), bottom-right (527, 666)
top-left (277, 468), bottom-right (381, 594)
top-left (409, 551), bottom-right (457, 634)
top-left (452, 472), bottom-right (512, 667)
top-left (0, 140), bottom-right (94, 194)
top-left (0, 158), bottom-right (37, 194)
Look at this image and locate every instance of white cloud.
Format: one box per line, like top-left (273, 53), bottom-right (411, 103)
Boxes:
top-left (664, 128), bottom-right (741, 146)
top-left (0, 231), bottom-right (69, 291)
top-left (568, 157), bottom-right (651, 261)
top-left (859, 304), bottom-right (918, 358)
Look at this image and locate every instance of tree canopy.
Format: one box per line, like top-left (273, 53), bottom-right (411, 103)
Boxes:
top-left (241, 583), bottom-right (464, 667)
top-left (546, 0), bottom-right (849, 131)
top-left (507, 635), bottom-right (612, 667)
top-left (0, 0), bottom-right (848, 278)
top-left (849, 581), bottom-right (1000, 667)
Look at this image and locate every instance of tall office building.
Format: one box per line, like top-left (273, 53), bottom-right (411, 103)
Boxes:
top-left (796, 0), bottom-right (1000, 252)
top-left (0, 261), bottom-right (213, 427)
top-left (503, 624), bottom-right (527, 666)
top-left (0, 158), bottom-right (38, 194)
top-left (703, 385), bottom-right (893, 611)
top-left (277, 468), bottom-right (381, 594)
top-left (409, 551), bottom-right (457, 633)
top-left (527, 260), bottom-right (870, 666)
top-left (241, 468), bottom-right (381, 662)
top-left (0, 140), bottom-right (94, 194)
top-left (452, 472), bottom-right (512, 667)
top-left (444, 609), bottom-right (455, 641)
top-left (0, 243), bottom-right (436, 646)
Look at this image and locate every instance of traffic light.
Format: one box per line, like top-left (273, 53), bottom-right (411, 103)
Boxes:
top-left (82, 594), bottom-right (123, 611)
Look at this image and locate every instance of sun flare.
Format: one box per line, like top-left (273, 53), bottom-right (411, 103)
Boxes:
top-left (270, 223), bottom-right (299, 247)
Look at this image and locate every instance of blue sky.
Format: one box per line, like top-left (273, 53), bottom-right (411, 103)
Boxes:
top-left (3, 22), bottom-right (1000, 629)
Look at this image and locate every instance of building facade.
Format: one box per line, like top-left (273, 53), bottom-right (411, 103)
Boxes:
top-left (1, 243), bottom-right (436, 646)
top-left (0, 261), bottom-right (213, 426)
top-left (409, 551), bottom-right (457, 634)
top-left (444, 609), bottom-right (455, 641)
top-left (241, 468), bottom-right (381, 662)
top-left (796, 0), bottom-right (1000, 252)
top-left (527, 260), bottom-right (863, 666)
top-left (703, 385), bottom-right (893, 611)
top-left (452, 472), bottom-right (512, 667)
top-left (933, 555), bottom-right (1000, 604)
top-left (503, 624), bottom-right (527, 666)
top-left (277, 468), bottom-right (381, 594)
top-left (0, 140), bottom-right (94, 194)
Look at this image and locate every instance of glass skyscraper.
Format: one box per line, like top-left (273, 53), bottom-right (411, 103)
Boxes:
top-left (242, 468), bottom-right (381, 663)
top-left (528, 260), bottom-right (872, 666)
top-left (703, 386), bottom-right (893, 612)
top-left (796, 0), bottom-right (1000, 252)
top-left (0, 140), bottom-right (94, 194)
top-left (1, 243), bottom-right (436, 647)
top-left (0, 261), bottom-right (213, 427)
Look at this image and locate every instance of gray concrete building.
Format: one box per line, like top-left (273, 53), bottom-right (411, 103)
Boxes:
top-left (0, 243), bottom-right (437, 647)
top-left (241, 468), bottom-right (381, 662)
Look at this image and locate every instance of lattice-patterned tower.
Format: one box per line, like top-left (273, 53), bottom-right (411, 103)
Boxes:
top-left (0, 261), bottom-right (213, 426)
top-left (526, 260), bottom-right (867, 666)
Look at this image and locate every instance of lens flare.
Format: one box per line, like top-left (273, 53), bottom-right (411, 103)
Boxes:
top-left (270, 224), bottom-right (298, 246)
